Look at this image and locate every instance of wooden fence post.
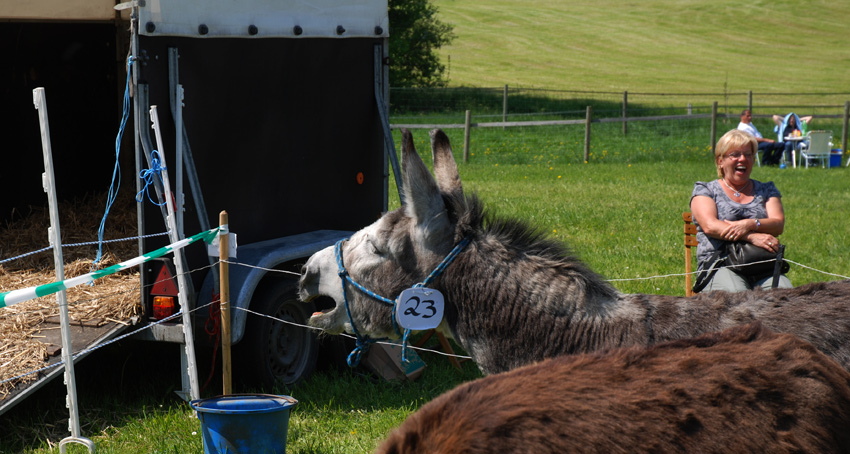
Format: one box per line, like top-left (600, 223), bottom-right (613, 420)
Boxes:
top-left (842, 101), bottom-right (849, 160)
top-left (502, 85), bottom-right (508, 128)
top-left (219, 210), bottom-right (232, 396)
top-left (710, 101), bottom-right (718, 156)
top-left (584, 105), bottom-right (592, 163)
top-left (463, 110), bottom-right (471, 163)
top-left (622, 91), bottom-right (628, 136)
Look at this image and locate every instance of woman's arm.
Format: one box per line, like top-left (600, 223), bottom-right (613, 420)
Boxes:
top-left (690, 195), bottom-right (727, 239)
top-left (691, 195), bottom-right (785, 252)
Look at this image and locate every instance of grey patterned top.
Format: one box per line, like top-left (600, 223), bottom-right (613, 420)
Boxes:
top-left (690, 179), bottom-right (782, 265)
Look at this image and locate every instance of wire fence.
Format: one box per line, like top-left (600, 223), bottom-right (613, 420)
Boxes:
top-left (390, 87), bottom-right (850, 119)
top-left (3, 234), bottom-right (848, 390)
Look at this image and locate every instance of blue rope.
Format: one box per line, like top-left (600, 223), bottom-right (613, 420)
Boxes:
top-left (402, 237), bottom-right (471, 362)
top-left (334, 236), bottom-right (472, 366)
top-left (335, 240), bottom-right (393, 367)
top-left (93, 56), bottom-right (134, 267)
top-left (417, 237), bottom-right (471, 288)
top-left (0, 232), bottom-right (169, 266)
top-left (136, 150), bottom-right (167, 206)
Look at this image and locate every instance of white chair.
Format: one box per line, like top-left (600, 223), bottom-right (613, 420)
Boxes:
top-left (799, 130), bottom-right (832, 168)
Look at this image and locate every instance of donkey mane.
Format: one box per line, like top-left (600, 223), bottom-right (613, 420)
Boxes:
top-left (456, 193), bottom-right (571, 262)
top-left (448, 190), bottom-right (618, 298)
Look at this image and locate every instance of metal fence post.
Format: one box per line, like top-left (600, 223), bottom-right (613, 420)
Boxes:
top-left (584, 106), bottom-right (592, 162)
top-left (748, 90), bottom-right (753, 113)
top-left (463, 110), bottom-right (471, 163)
top-left (711, 101), bottom-right (718, 156)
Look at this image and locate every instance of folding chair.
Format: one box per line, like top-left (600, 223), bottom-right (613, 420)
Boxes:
top-left (683, 212), bottom-right (698, 297)
top-left (799, 130), bottom-right (832, 168)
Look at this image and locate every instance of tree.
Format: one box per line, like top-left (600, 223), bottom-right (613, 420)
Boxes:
top-left (388, 0), bottom-right (454, 87)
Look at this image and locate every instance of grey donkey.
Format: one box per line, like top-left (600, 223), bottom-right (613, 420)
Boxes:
top-left (300, 128), bottom-right (850, 375)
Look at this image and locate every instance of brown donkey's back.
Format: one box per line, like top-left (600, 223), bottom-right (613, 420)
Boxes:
top-left (376, 322), bottom-right (850, 454)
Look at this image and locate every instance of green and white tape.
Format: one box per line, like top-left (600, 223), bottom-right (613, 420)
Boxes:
top-left (0, 228), bottom-right (219, 309)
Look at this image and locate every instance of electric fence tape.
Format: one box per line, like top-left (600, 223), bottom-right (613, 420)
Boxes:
top-left (0, 228), bottom-right (219, 309)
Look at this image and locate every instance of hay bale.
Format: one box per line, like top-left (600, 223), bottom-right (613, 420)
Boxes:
top-left (0, 191), bottom-right (143, 399)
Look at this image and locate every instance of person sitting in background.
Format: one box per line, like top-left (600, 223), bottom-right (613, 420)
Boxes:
top-left (774, 114), bottom-right (803, 164)
top-left (690, 129), bottom-right (792, 292)
top-left (773, 112), bottom-right (813, 137)
top-left (737, 109), bottom-right (785, 166)
top-left (773, 112), bottom-right (814, 164)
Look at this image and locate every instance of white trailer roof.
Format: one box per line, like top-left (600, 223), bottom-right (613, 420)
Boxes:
top-left (140, 0), bottom-right (389, 38)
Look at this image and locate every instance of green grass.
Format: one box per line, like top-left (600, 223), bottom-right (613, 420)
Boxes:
top-left (433, 0), bottom-right (850, 100)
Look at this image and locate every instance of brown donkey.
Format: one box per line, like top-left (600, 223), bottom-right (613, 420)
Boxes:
top-left (376, 322), bottom-right (850, 454)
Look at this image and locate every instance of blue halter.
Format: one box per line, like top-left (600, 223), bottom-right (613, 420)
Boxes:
top-left (334, 236), bottom-right (471, 366)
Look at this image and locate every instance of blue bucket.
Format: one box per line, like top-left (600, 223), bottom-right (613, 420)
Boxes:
top-left (190, 394), bottom-right (298, 454)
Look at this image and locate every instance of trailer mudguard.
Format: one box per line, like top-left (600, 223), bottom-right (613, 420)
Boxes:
top-left (197, 229), bottom-right (351, 344)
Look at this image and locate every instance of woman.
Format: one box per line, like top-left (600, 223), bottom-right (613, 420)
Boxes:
top-left (773, 113), bottom-right (808, 166)
top-left (690, 129), bottom-right (792, 292)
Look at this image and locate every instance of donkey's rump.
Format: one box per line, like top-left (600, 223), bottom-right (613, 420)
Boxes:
top-left (376, 322), bottom-right (850, 454)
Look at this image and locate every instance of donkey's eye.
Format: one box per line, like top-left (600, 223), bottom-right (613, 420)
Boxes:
top-left (366, 239), bottom-right (381, 255)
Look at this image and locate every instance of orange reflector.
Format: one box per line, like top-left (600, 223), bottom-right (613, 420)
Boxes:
top-left (153, 296), bottom-right (176, 320)
top-left (356, 172), bottom-right (364, 184)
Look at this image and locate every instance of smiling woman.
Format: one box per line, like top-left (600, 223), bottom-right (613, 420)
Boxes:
top-left (689, 129), bottom-right (791, 293)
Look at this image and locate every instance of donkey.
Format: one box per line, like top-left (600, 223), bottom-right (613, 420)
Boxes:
top-left (375, 322), bottom-right (850, 454)
top-left (299, 128), bottom-right (850, 375)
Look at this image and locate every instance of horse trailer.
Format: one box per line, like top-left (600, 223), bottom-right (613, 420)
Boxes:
top-left (1, 0), bottom-right (393, 416)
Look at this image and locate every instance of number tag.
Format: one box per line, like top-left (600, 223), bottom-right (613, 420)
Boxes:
top-left (395, 287), bottom-right (445, 331)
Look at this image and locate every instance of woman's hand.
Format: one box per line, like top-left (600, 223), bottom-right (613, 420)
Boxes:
top-left (747, 233), bottom-right (780, 253)
top-left (719, 219), bottom-right (755, 242)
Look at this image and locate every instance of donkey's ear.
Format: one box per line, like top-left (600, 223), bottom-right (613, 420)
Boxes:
top-left (430, 129), bottom-right (463, 200)
top-left (401, 129), bottom-right (447, 229)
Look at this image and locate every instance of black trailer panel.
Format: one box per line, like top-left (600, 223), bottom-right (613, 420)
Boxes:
top-left (136, 36), bottom-right (386, 251)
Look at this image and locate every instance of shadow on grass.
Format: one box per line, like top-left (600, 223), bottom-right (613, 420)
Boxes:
top-left (0, 341), bottom-right (186, 453)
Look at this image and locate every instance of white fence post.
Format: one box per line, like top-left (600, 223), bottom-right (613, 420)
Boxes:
top-left (149, 105), bottom-right (201, 402)
top-left (33, 87), bottom-right (96, 454)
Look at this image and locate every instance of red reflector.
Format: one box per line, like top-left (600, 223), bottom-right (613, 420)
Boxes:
top-left (153, 296), bottom-right (176, 320)
top-left (151, 265), bottom-right (179, 296)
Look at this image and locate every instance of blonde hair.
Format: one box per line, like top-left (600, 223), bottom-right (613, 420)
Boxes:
top-left (714, 129), bottom-right (758, 178)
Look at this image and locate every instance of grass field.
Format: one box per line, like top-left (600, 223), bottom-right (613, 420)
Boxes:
top-left (3, 1), bottom-right (849, 452)
top-left (433, 0), bottom-right (850, 99)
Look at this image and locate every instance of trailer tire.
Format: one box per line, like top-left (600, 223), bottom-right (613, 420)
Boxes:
top-left (238, 279), bottom-right (318, 389)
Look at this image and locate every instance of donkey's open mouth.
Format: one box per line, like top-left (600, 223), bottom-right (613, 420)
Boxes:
top-left (298, 247), bottom-right (349, 335)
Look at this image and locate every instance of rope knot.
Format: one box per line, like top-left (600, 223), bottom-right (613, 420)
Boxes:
top-left (136, 150), bottom-right (167, 206)
top-left (346, 338), bottom-right (374, 367)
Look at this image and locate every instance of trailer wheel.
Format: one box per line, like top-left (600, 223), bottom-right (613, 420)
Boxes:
top-left (238, 280), bottom-right (318, 389)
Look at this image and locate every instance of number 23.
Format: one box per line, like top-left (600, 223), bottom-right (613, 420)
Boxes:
top-left (403, 296), bottom-right (436, 318)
